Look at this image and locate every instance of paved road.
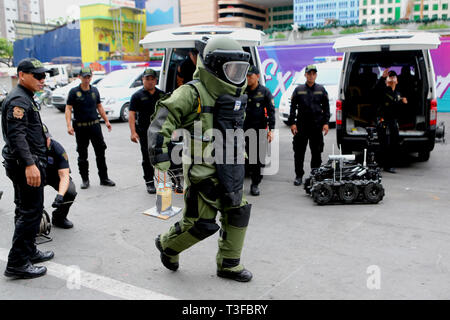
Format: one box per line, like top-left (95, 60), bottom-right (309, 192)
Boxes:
top-left (1, 106), bottom-right (450, 300)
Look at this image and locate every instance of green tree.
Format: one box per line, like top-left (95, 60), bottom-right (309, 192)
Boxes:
top-left (0, 38), bottom-right (13, 67)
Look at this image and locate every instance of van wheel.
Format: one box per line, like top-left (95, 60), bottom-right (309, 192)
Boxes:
top-left (417, 151), bottom-right (430, 162)
top-left (120, 103), bottom-right (130, 122)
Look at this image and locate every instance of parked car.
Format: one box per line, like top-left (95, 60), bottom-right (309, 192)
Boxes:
top-left (139, 25), bottom-right (265, 93)
top-left (51, 74), bottom-right (105, 112)
top-left (278, 57), bottom-right (343, 126)
top-left (99, 66), bottom-right (160, 122)
top-left (333, 29), bottom-right (441, 161)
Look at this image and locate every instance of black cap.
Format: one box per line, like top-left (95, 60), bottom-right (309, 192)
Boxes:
top-left (17, 58), bottom-right (49, 74)
top-left (305, 64), bottom-right (318, 73)
top-left (388, 70), bottom-right (398, 77)
top-left (80, 67), bottom-right (92, 77)
top-left (143, 68), bottom-right (158, 78)
top-left (247, 65), bottom-right (260, 75)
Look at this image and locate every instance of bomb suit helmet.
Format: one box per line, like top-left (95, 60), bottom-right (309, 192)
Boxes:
top-left (196, 36), bottom-right (250, 86)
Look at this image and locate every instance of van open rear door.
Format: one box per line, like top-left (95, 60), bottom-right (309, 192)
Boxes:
top-left (140, 25), bottom-right (263, 49)
top-left (333, 30), bottom-right (440, 52)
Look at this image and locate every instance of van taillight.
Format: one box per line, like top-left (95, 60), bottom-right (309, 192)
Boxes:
top-left (430, 99), bottom-right (437, 127)
top-left (336, 100), bottom-right (342, 126)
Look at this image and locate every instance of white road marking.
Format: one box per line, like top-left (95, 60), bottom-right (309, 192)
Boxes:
top-left (0, 248), bottom-right (176, 300)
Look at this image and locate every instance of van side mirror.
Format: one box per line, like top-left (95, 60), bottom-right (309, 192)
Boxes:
top-left (47, 68), bottom-right (59, 77)
top-left (132, 80), bottom-right (143, 88)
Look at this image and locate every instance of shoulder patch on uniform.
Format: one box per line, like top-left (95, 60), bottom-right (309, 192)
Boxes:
top-left (62, 152), bottom-right (68, 161)
top-left (13, 106), bottom-right (25, 119)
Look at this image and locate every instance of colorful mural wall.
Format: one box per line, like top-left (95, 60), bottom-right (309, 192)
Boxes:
top-left (258, 37), bottom-right (450, 112)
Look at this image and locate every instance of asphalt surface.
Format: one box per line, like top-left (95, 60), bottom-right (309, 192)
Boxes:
top-left (1, 106), bottom-right (450, 300)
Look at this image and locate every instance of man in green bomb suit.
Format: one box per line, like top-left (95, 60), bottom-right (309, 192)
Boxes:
top-left (148, 36), bottom-right (253, 282)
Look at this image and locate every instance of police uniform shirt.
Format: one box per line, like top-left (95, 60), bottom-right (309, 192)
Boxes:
top-left (244, 84), bottom-right (276, 130)
top-left (288, 82), bottom-right (330, 128)
top-left (67, 85), bottom-right (101, 122)
top-left (129, 87), bottom-right (165, 130)
top-left (47, 140), bottom-right (70, 172)
top-left (1, 84), bottom-right (47, 166)
top-left (377, 82), bottom-right (403, 122)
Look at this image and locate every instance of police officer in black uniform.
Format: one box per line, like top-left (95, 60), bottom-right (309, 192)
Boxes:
top-left (374, 69), bottom-right (408, 174)
top-left (129, 68), bottom-right (165, 194)
top-left (1, 58), bottom-right (54, 279)
top-left (42, 125), bottom-right (77, 228)
top-left (65, 67), bottom-right (115, 189)
top-left (244, 66), bottom-right (275, 196)
top-left (287, 64), bottom-right (330, 186)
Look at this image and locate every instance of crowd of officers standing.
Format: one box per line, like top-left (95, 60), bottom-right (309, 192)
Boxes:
top-left (1, 52), bottom-right (348, 281)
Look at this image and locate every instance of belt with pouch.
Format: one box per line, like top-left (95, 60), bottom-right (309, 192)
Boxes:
top-left (75, 119), bottom-right (100, 127)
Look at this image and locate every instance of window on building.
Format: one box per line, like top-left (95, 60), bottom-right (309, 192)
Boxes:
top-left (371, 9), bottom-right (375, 14)
top-left (371, 18), bottom-right (376, 24)
top-left (98, 43), bottom-right (110, 52)
top-left (388, 0), bottom-right (392, 3)
top-left (363, 9), bottom-right (367, 15)
top-left (388, 8), bottom-right (392, 13)
top-left (380, 18), bottom-right (384, 23)
top-left (380, 0), bottom-right (384, 4)
top-left (432, 14), bottom-right (438, 19)
top-left (363, 0), bottom-right (367, 5)
top-left (424, 5), bottom-right (428, 11)
top-left (371, 0), bottom-right (375, 4)
top-left (443, 4), bottom-right (448, 10)
top-left (433, 4), bottom-right (438, 11)
top-left (380, 8), bottom-right (384, 14)
top-left (443, 14), bottom-right (448, 20)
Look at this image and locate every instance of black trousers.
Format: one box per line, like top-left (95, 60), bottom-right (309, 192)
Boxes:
top-left (245, 130), bottom-right (267, 186)
top-left (74, 122), bottom-right (108, 181)
top-left (137, 126), bottom-right (154, 184)
top-left (377, 120), bottom-right (399, 169)
top-left (292, 128), bottom-right (324, 178)
top-left (45, 170), bottom-right (77, 219)
top-left (4, 159), bottom-right (46, 267)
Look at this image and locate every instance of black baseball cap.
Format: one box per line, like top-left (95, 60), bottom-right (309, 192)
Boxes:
top-left (17, 58), bottom-right (49, 74)
top-left (143, 68), bottom-right (158, 78)
top-left (247, 65), bottom-right (260, 75)
top-left (80, 67), bottom-right (92, 77)
top-left (388, 70), bottom-right (398, 77)
top-left (305, 64), bottom-right (318, 73)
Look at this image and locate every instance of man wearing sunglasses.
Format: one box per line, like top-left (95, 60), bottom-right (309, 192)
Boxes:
top-left (65, 67), bottom-right (115, 189)
top-left (1, 58), bottom-right (54, 279)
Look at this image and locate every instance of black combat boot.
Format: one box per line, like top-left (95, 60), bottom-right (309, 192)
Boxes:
top-left (155, 235), bottom-right (179, 271)
top-left (294, 176), bottom-right (303, 186)
top-left (146, 181), bottom-right (156, 194)
top-left (52, 213), bottom-right (74, 229)
top-left (217, 268), bottom-right (253, 282)
top-left (250, 184), bottom-right (260, 196)
top-left (30, 250), bottom-right (54, 263)
top-left (80, 179), bottom-right (90, 189)
top-left (100, 178), bottom-right (116, 186)
top-left (4, 262), bottom-right (47, 279)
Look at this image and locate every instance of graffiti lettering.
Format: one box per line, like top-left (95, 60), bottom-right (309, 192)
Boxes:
top-left (436, 73), bottom-right (450, 99)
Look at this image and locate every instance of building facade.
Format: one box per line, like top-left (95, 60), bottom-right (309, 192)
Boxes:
top-left (0, 0), bottom-right (45, 41)
top-left (79, 3), bottom-right (146, 63)
top-left (294, 0), bottom-right (359, 28)
top-left (268, 4), bottom-right (294, 30)
top-left (359, 0), bottom-right (450, 25)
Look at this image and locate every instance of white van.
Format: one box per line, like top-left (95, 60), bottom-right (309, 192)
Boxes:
top-left (333, 30), bottom-right (441, 161)
top-left (44, 64), bottom-right (70, 90)
top-left (278, 57), bottom-right (343, 126)
top-left (139, 25), bottom-right (265, 93)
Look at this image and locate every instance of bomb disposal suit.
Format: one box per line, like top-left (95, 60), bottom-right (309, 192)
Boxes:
top-left (148, 36), bottom-right (253, 282)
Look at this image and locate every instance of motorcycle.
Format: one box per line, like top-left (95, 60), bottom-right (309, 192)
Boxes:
top-left (34, 85), bottom-right (53, 109)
